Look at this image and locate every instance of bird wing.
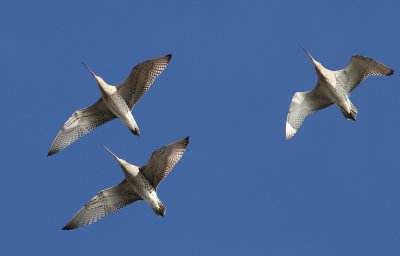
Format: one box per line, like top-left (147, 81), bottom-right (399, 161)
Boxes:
top-left (140, 136), bottom-right (189, 189)
top-left (286, 85), bottom-right (333, 140)
top-left (48, 99), bottom-right (116, 156)
top-left (336, 55), bottom-right (393, 94)
top-left (63, 179), bottom-right (140, 230)
top-left (117, 54), bottom-right (172, 109)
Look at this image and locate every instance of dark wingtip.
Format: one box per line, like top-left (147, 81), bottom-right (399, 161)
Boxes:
top-left (162, 54), bottom-right (172, 64)
top-left (47, 145), bottom-right (60, 156)
top-left (62, 225), bottom-right (72, 230)
top-left (183, 136), bottom-right (190, 146)
top-left (388, 68), bottom-right (394, 76)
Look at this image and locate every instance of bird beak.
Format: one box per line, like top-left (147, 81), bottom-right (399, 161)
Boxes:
top-left (81, 62), bottom-right (96, 77)
top-left (298, 44), bottom-right (315, 62)
top-left (102, 145), bottom-right (122, 162)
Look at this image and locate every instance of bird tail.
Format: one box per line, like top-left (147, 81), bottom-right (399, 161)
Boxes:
top-left (152, 200), bottom-right (166, 217)
top-left (130, 127), bottom-right (140, 136)
top-left (340, 102), bottom-right (358, 121)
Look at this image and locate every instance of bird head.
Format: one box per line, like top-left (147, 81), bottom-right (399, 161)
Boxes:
top-left (102, 145), bottom-right (139, 175)
top-left (81, 62), bottom-right (107, 88)
top-left (298, 44), bottom-right (323, 69)
top-left (103, 145), bottom-right (127, 166)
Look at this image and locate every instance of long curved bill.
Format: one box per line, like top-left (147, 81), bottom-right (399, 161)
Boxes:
top-left (298, 44), bottom-right (315, 61)
top-left (81, 62), bottom-right (96, 77)
top-left (102, 145), bottom-right (120, 161)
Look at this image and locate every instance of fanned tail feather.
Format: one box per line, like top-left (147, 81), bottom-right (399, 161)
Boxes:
top-left (341, 102), bottom-right (358, 121)
top-left (130, 127), bottom-right (140, 136)
top-left (152, 200), bottom-right (166, 217)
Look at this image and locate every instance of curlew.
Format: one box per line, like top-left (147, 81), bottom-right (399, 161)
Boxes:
top-left (63, 136), bottom-right (189, 230)
top-left (286, 45), bottom-right (393, 140)
top-left (48, 54), bottom-right (172, 156)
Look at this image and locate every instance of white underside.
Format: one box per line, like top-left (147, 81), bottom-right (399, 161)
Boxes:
top-left (142, 190), bottom-right (160, 209)
top-left (102, 94), bottom-right (139, 132)
top-left (123, 111), bottom-right (138, 130)
top-left (110, 108), bottom-right (138, 132)
top-left (125, 175), bottom-right (160, 209)
top-left (286, 122), bottom-right (297, 140)
top-left (342, 100), bottom-right (352, 113)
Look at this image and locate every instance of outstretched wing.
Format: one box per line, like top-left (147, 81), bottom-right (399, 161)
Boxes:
top-left (117, 54), bottom-right (172, 109)
top-left (48, 99), bottom-right (116, 156)
top-left (336, 55), bottom-right (393, 94)
top-left (140, 137), bottom-right (189, 189)
top-left (286, 85), bottom-right (332, 140)
top-left (63, 180), bottom-right (140, 230)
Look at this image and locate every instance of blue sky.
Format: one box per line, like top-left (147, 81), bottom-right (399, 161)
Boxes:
top-left (1, 0), bottom-right (400, 255)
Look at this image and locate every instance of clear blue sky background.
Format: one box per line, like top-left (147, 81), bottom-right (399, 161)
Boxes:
top-left (1, 0), bottom-right (399, 255)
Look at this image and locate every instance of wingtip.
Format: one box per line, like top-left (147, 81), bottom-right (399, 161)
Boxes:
top-left (183, 136), bottom-right (190, 146)
top-left (163, 54), bottom-right (172, 64)
top-left (62, 225), bottom-right (72, 230)
top-left (388, 68), bottom-right (394, 76)
top-left (48, 140), bottom-right (62, 156)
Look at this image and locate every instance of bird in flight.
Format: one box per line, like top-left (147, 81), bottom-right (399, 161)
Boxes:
top-left (286, 45), bottom-right (393, 140)
top-left (62, 136), bottom-right (189, 230)
top-left (48, 54), bottom-right (172, 156)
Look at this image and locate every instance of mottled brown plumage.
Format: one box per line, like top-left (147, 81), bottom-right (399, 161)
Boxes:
top-left (286, 46), bottom-right (393, 140)
top-left (63, 137), bottom-right (189, 230)
top-left (48, 54), bottom-right (172, 156)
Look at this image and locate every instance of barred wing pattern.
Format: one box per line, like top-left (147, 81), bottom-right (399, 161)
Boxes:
top-left (336, 55), bottom-right (394, 94)
top-left (63, 180), bottom-right (141, 230)
top-left (48, 99), bottom-right (116, 156)
top-left (117, 54), bottom-right (172, 109)
top-left (286, 86), bottom-right (332, 140)
top-left (140, 137), bottom-right (189, 189)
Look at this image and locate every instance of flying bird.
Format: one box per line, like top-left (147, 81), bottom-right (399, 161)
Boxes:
top-left (48, 54), bottom-right (172, 156)
top-left (286, 45), bottom-right (393, 140)
top-left (62, 136), bottom-right (189, 230)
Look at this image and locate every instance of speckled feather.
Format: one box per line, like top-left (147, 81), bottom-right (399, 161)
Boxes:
top-left (48, 99), bottom-right (115, 156)
top-left (118, 54), bottom-right (172, 109)
top-left (48, 54), bottom-right (171, 156)
top-left (286, 50), bottom-right (393, 140)
top-left (62, 180), bottom-right (140, 230)
top-left (140, 136), bottom-right (189, 189)
top-left (63, 137), bottom-right (189, 230)
top-left (336, 55), bottom-right (394, 93)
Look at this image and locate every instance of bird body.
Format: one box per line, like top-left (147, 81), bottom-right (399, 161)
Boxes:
top-left (286, 46), bottom-right (393, 140)
top-left (48, 54), bottom-right (172, 156)
top-left (103, 90), bottom-right (140, 135)
top-left (87, 69), bottom-right (141, 136)
top-left (63, 136), bottom-right (189, 230)
top-left (314, 65), bottom-right (354, 117)
top-left (105, 147), bottom-right (163, 214)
